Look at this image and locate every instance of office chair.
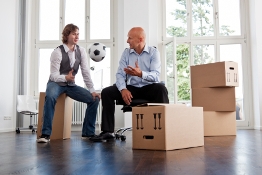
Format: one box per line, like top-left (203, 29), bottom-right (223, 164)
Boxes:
top-left (16, 95), bottom-right (38, 133)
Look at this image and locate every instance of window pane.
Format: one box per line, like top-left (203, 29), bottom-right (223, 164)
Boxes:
top-left (192, 0), bottom-right (214, 37)
top-left (90, 0), bottom-right (110, 39)
top-left (39, 0), bottom-right (60, 40)
top-left (65, 0), bottom-right (85, 40)
top-left (166, 42), bottom-right (175, 103)
top-left (193, 45), bottom-right (215, 65)
top-left (166, 0), bottom-right (187, 37)
top-left (176, 44), bottom-right (190, 102)
top-left (218, 0), bottom-right (241, 36)
top-left (89, 47), bottom-right (111, 90)
top-left (38, 49), bottom-right (53, 92)
top-left (220, 44), bottom-right (244, 120)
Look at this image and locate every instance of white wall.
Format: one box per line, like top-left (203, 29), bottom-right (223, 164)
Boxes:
top-left (0, 0), bottom-right (19, 132)
top-left (249, 0), bottom-right (262, 130)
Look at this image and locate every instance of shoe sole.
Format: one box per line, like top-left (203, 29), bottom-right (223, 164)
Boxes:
top-left (37, 138), bottom-right (50, 143)
top-left (91, 137), bottom-right (115, 142)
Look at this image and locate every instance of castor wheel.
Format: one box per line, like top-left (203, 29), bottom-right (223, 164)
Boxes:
top-left (120, 135), bottom-right (126, 141)
top-left (32, 129), bottom-right (35, 133)
top-left (16, 128), bottom-right (20, 134)
top-left (115, 134), bottom-right (120, 139)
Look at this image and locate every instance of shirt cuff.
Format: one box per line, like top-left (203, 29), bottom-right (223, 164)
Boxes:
top-left (89, 87), bottom-right (96, 93)
top-left (118, 85), bottom-right (126, 92)
top-left (141, 71), bottom-right (148, 80)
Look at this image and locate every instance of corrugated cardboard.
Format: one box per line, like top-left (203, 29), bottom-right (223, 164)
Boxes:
top-left (132, 104), bottom-right (204, 151)
top-left (192, 87), bottom-right (236, 111)
top-left (191, 61), bottom-right (239, 88)
top-left (37, 92), bottom-right (73, 140)
top-left (204, 111), bottom-right (236, 136)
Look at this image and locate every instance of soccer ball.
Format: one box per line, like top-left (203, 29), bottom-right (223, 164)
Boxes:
top-left (88, 43), bottom-right (106, 62)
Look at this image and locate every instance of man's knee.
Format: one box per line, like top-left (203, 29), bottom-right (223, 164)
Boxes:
top-left (101, 85), bottom-right (118, 98)
top-left (94, 97), bottom-right (100, 105)
top-left (154, 83), bottom-right (168, 93)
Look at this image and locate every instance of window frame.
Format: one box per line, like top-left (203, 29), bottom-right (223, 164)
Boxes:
top-left (35, 0), bottom-right (114, 44)
top-left (32, 0), bottom-right (114, 97)
top-left (162, 0), bottom-right (252, 128)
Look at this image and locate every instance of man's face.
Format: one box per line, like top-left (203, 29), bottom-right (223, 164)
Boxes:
top-left (127, 31), bottom-right (139, 49)
top-left (67, 29), bottom-right (79, 45)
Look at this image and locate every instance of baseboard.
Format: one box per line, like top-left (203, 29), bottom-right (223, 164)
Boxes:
top-left (0, 128), bottom-right (15, 133)
top-left (71, 124), bottom-right (101, 132)
top-left (254, 126), bottom-right (262, 130)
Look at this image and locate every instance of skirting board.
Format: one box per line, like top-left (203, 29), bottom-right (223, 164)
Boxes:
top-left (0, 128), bottom-right (15, 133)
top-left (254, 126), bottom-right (262, 130)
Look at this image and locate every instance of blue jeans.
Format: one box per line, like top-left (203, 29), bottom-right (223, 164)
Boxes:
top-left (41, 81), bottom-right (100, 136)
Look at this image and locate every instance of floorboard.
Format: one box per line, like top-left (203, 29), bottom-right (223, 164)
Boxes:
top-left (0, 130), bottom-right (261, 175)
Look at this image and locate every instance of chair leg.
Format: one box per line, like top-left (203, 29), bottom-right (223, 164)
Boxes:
top-left (29, 114), bottom-right (33, 129)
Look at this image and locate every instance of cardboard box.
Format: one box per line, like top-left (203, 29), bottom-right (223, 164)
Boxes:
top-left (204, 111), bottom-right (236, 136)
top-left (192, 87), bottom-right (236, 111)
top-left (132, 104), bottom-right (204, 151)
top-left (191, 61), bottom-right (239, 88)
top-left (37, 92), bottom-right (73, 140)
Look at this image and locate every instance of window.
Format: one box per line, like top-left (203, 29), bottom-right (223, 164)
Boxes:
top-left (34, 0), bottom-right (113, 95)
top-left (163, 0), bottom-right (251, 126)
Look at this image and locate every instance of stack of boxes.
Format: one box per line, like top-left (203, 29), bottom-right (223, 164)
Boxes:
top-left (190, 61), bottom-right (239, 136)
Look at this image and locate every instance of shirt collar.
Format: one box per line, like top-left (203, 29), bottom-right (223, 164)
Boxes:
top-left (63, 44), bottom-right (77, 53)
top-left (130, 44), bottom-right (149, 54)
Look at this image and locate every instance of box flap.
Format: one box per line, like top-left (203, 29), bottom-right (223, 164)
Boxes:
top-left (136, 103), bottom-right (186, 107)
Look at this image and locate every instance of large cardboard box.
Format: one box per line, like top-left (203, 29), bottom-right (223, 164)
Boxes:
top-left (204, 111), bottom-right (236, 136)
top-left (37, 92), bottom-right (73, 140)
top-left (192, 87), bottom-right (236, 111)
top-left (132, 104), bottom-right (204, 151)
top-left (191, 61), bottom-right (239, 88)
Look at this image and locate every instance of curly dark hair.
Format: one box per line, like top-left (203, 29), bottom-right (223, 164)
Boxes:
top-left (62, 24), bottom-right (79, 43)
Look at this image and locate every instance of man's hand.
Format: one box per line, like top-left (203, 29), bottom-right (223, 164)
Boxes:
top-left (121, 89), bottom-right (133, 105)
top-left (124, 61), bottom-right (142, 77)
top-left (65, 69), bottom-right (75, 82)
top-left (91, 92), bottom-right (101, 101)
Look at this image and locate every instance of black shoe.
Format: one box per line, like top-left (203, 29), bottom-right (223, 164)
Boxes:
top-left (90, 132), bottom-right (115, 142)
top-left (37, 134), bottom-right (50, 143)
top-left (81, 134), bottom-right (98, 140)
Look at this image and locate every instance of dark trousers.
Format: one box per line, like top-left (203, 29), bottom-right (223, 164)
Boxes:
top-left (101, 83), bottom-right (169, 132)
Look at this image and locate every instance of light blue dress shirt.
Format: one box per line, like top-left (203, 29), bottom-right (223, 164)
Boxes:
top-left (116, 44), bottom-right (161, 91)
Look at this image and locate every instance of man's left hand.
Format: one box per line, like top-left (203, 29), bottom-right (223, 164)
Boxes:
top-left (124, 61), bottom-right (142, 77)
top-left (91, 92), bottom-right (101, 101)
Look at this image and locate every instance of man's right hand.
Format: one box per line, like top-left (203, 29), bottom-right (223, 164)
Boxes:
top-left (65, 69), bottom-right (75, 82)
top-left (121, 89), bottom-right (133, 105)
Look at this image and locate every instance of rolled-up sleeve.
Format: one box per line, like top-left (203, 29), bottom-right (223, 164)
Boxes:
top-left (80, 47), bottom-right (95, 93)
top-left (49, 48), bottom-right (67, 82)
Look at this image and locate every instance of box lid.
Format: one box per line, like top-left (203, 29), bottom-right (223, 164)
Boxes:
top-left (136, 103), bottom-right (186, 107)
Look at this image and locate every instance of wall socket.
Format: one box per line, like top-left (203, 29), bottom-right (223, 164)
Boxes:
top-left (4, 116), bottom-right (11, 120)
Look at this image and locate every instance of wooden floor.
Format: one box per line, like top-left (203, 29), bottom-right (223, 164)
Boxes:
top-left (0, 130), bottom-right (262, 175)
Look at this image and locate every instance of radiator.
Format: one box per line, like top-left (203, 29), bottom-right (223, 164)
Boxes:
top-left (72, 100), bottom-right (102, 125)
top-left (33, 100), bottom-right (102, 126)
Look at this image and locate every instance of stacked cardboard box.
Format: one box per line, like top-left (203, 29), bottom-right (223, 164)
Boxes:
top-left (191, 61), bottom-right (239, 136)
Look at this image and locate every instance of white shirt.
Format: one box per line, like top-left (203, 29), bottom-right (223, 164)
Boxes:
top-left (49, 44), bottom-right (95, 93)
